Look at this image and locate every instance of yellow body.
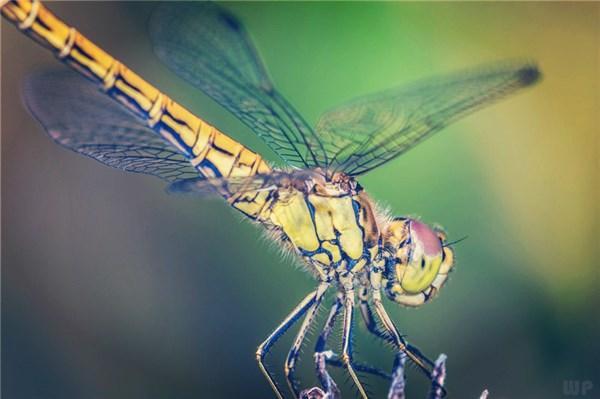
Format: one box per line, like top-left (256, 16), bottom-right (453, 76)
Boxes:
top-left (263, 187), bottom-right (380, 279)
top-left (2, 2), bottom-right (458, 397)
top-left (0, 0), bottom-right (456, 306)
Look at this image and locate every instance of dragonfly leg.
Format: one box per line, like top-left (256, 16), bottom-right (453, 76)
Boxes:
top-left (313, 295), bottom-right (343, 398)
top-left (284, 284), bottom-right (329, 398)
top-left (341, 290), bottom-right (369, 399)
top-left (359, 298), bottom-right (436, 370)
top-left (325, 355), bottom-right (391, 381)
top-left (256, 282), bottom-right (328, 399)
top-left (360, 286), bottom-right (408, 347)
top-left (371, 290), bottom-right (437, 383)
top-left (316, 294), bottom-right (392, 385)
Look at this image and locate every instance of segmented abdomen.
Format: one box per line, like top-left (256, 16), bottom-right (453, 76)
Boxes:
top-left (1, 0), bottom-right (271, 218)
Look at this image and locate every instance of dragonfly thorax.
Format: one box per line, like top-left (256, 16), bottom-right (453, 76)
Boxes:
top-left (303, 170), bottom-right (361, 197)
top-left (263, 175), bottom-right (379, 281)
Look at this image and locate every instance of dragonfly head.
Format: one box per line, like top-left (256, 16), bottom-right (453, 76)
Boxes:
top-left (381, 218), bottom-right (454, 307)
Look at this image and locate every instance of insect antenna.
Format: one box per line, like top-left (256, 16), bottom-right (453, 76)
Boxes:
top-left (443, 235), bottom-right (469, 247)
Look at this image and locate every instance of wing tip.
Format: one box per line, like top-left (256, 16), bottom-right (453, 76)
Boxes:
top-left (517, 63), bottom-right (542, 87)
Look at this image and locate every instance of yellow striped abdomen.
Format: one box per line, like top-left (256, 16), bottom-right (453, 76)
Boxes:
top-left (1, 0), bottom-right (271, 218)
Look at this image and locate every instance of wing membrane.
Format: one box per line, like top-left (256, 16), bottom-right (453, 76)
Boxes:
top-left (168, 174), bottom-right (273, 197)
top-left (316, 62), bottom-right (541, 176)
top-left (23, 70), bottom-right (198, 182)
top-left (168, 170), bottom-right (315, 197)
top-left (149, 2), bottom-right (328, 169)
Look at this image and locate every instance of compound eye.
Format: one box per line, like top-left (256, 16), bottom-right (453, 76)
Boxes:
top-left (396, 220), bottom-right (443, 294)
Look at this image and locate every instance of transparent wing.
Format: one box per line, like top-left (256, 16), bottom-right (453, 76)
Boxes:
top-left (149, 2), bottom-right (329, 169)
top-left (316, 62), bottom-right (541, 176)
top-left (167, 174), bottom-right (274, 197)
top-left (23, 70), bottom-right (198, 182)
top-left (168, 169), bottom-right (315, 197)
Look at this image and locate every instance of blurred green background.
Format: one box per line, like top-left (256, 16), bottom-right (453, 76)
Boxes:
top-left (2, 2), bottom-right (598, 398)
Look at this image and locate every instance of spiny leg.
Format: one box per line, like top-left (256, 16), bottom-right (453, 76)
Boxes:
top-left (314, 296), bottom-right (392, 391)
top-left (341, 290), bottom-right (369, 399)
top-left (372, 297), bottom-right (448, 399)
top-left (318, 289), bottom-right (429, 385)
top-left (308, 291), bottom-right (448, 399)
top-left (314, 295), bottom-right (343, 398)
top-left (372, 293), bottom-right (448, 396)
top-left (284, 284), bottom-right (329, 398)
top-left (256, 282), bottom-right (328, 399)
top-left (301, 353), bottom-right (450, 399)
top-left (372, 290), bottom-right (434, 380)
top-left (359, 297), bottom-right (435, 370)
top-left (359, 293), bottom-right (393, 343)
top-left (317, 292), bottom-right (392, 383)
top-left (312, 294), bottom-right (423, 397)
top-left (315, 290), bottom-right (394, 395)
top-left (325, 355), bottom-right (391, 381)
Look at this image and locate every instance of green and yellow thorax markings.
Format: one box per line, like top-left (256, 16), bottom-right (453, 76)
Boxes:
top-left (264, 181), bottom-right (381, 278)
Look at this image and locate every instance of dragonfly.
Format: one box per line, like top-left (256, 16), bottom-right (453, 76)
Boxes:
top-left (1, 0), bottom-right (540, 397)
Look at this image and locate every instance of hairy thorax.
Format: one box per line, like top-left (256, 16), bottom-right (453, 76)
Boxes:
top-left (257, 173), bottom-right (381, 281)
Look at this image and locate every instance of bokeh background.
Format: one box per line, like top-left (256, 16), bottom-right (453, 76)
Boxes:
top-left (2, 2), bottom-right (598, 398)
